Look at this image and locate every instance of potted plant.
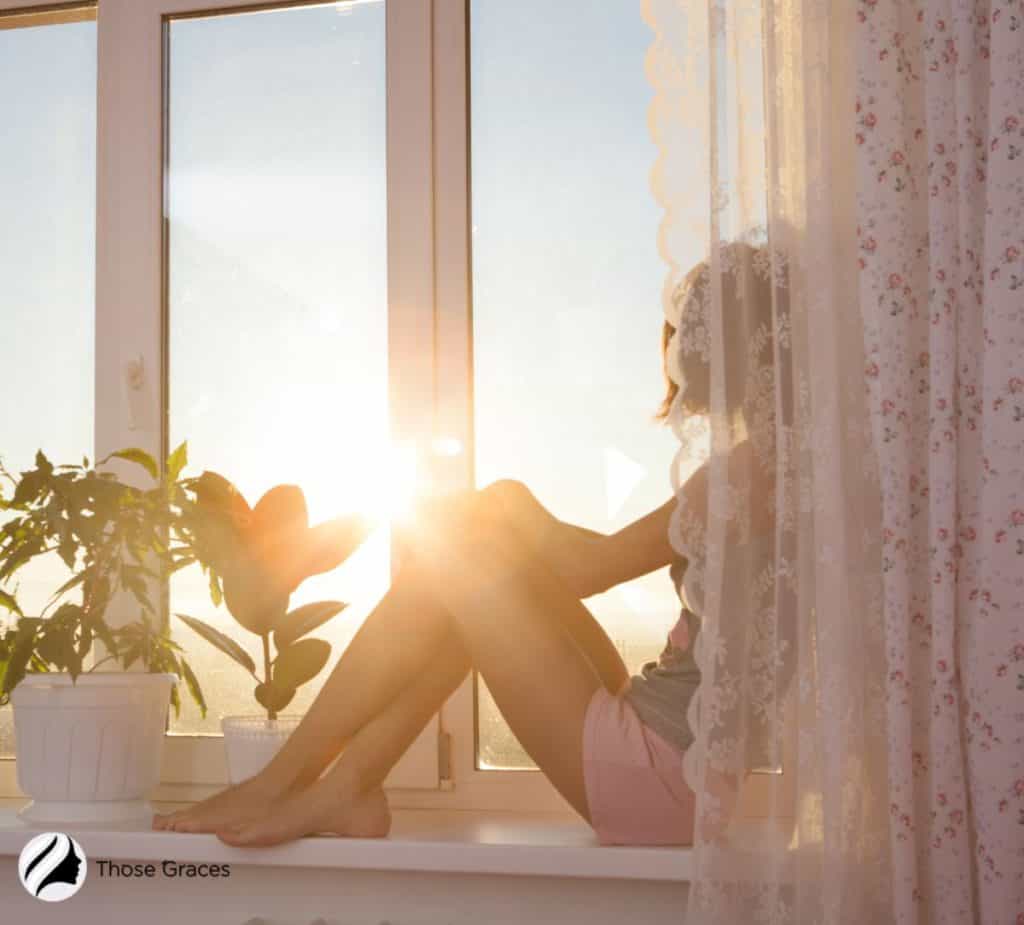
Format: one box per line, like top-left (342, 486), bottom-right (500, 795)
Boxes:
top-left (0, 444), bottom-right (207, 826)
top-left (175, 472), bottom-right (369, 783)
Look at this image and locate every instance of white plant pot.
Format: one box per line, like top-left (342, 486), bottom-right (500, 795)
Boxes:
top-left (221, 715), bottom-right (301, 784)
top-left (11, 671), bottom-right (175, 827)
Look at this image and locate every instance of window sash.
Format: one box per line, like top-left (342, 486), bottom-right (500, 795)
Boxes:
top-left (0, 0), bottom-right (443, 797)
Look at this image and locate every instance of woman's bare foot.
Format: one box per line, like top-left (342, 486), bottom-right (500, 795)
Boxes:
top-left (152, 769), bottom-right (292, 834)
top-left (215, 779), bottom-right (391, 847)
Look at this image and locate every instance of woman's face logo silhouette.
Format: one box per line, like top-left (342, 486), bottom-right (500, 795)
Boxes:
top-left (18, 832), bottom-right (88, 902)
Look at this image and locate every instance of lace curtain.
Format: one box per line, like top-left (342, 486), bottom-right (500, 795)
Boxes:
top-left (644, 1), bottom-right (891, 921)
top-left (644, 1), bottom-right (1023, 922)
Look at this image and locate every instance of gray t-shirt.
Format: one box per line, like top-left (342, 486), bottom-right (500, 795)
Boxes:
top-left (623, 557), bottom-right (701, 756)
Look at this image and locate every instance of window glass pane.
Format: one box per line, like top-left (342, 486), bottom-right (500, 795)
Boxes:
top-left (166, 1), bottom-right (388, 735)
top-left (470, 1), bottom-right (678, 769)
top-left (0, 11), bottom-right (97, 757)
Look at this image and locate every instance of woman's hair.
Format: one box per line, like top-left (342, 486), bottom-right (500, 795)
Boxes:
top-left (655, 319), bottom-right (679, 421)
top-left (655, 242), bottom-right (780, 423)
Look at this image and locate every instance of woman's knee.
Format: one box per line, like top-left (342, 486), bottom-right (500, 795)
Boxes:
top-left (416, 480), bottom-right (533, 529)
top-left (477, 479), bottom-right (541, 528)
top-left (403, 483), bottom-right (536, 589)
top-left (409, 493), bottom-right (506, 566)
top-left (477, 478), bottom-right (521, 509)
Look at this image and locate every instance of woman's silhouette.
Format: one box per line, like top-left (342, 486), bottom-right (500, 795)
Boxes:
top-left (153, 243), bottom-right (779, 848)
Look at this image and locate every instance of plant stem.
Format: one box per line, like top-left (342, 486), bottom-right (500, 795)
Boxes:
top-left (89, 654), bottom-right (118, 672)
top-left (262, 633), bottom-right (275, 722)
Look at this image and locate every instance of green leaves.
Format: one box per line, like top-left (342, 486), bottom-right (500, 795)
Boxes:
top-left (103, 447), bottom-right (158, 480)
top-left (272, 638), bottom-right (330, 690)
top-left (11, 469), bottom-right (46, 507)
top-left (34, 450), bottom-right (54, 478)
top-left (255, 680), bottom-right (295, 714)
top-left (178, 475), bottom-right (370, 713)
top-left (0, 440), bottom-right (367, 721)
top-left (296, 515), bottom-right (372, 586)
top-left (166, 442), bottom-right (188, 482)
top-left (274, 600), bottom-right (347, 651)
top-left (207, 569), bottom-right (223, 607)
top-left (0, 619), bottom-right (41, 702)
top-left (0, 588), bottom-right (22, 617)
top-left (34, 613), bottom-right (84, 679)
top-left (0, 443), bottom-right (210, 718)
top-left (169, 553), bottom-right (197, 575)
top-left (178, 656), bottom-right (207, 720)
top-left (250, 637), bottom-right (331, 720)
top-left (220, 554), bottom-right (290, 636)
top-left (175, 613), bottom-right (257, 677)
top-left (192, 470), bottom-right (249, 512)
top-left (180, 471), bottom-right (248, 583)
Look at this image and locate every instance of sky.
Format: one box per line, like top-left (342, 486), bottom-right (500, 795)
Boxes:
top-left (0, 1), bottom-right (681, 751)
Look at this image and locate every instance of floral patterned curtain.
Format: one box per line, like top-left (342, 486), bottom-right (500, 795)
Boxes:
top-left (644, 0), bottom-right (1022, 922)
top-left (857, 2), bottom-right (1024, 922)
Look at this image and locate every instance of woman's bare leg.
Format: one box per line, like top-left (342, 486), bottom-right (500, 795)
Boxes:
top-left (155, 491), bottom-right (626, 839)
top-left (208, 635), bottom-right (472, 841)
top-left (201, 631), bottom-right (477, 844)
top-left (153, 550), bottom-right (467, 832)
top-left (213, 501), bottom-right (614, 846)
top-left (160, 631), bottom-right (472, 834)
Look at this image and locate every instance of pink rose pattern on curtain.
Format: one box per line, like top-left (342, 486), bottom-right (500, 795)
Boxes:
top-left (857, 2), bottom-right (1024, 923)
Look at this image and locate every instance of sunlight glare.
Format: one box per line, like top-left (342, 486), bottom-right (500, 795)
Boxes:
top-left (430, 436), bottom-right (463, 458)
top-left (385, 437), bottom-right (466, 525)
top-left (385, 440), bottom-right (420, 523)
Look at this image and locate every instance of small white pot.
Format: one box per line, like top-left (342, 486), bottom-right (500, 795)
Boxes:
top-left (11, 671), bottom-right (175, 827)
top-left (221, 715), bottom-right (301, 784)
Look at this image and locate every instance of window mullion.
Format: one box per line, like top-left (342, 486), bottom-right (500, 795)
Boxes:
top-left (428, 0), bottom-right (475, 784)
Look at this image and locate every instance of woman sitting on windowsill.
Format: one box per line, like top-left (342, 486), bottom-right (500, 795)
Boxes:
top-left (152, 243), bottom-right (775, 848)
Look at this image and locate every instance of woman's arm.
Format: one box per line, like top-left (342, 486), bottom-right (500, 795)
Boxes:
top-left (591, 497), bottom-right (677, 593)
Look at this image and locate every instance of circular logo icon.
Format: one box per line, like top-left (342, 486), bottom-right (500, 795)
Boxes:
top-left (18, 832), bottom-right (88, 902)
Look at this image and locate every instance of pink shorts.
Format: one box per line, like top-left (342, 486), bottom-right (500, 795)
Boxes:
top-left (581, 686), bottom-right (695, 846)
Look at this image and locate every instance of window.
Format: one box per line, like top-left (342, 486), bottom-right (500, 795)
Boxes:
top-left (0, 2), bottom-right (97, 759)
top-left (1, 0), bottom-right (441, 794)
top-left (468, 0), bottom-right (676, 769)
top-left (165, 2), bottom-right (390, 737)
top-left (155, 0), bottom-right (438, 789)
top-left (2, 0), bottom-right (685, 813)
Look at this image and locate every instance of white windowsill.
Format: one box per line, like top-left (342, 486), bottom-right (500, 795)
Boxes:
top-left (0, 798), bottom-right (691, 883)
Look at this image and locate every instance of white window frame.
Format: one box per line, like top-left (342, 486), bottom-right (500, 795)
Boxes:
top-left (0, 0), bottom-right (578, 816)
